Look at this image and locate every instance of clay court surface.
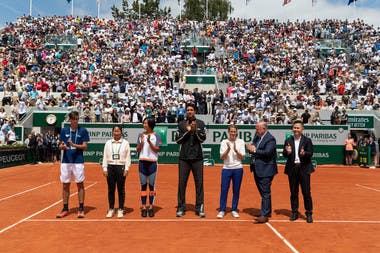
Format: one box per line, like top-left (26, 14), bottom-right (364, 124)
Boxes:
top-left (1, 163), bottom-right (380, 253)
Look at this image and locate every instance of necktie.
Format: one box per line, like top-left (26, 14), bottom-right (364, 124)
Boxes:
top-left (257, 136), bottom-right (263, 148)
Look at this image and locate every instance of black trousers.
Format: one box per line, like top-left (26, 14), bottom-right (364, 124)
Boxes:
top-left (177, 159), bottom-right (204, 211)
top-left (288, 166), bottom-right (313, 216)
top-left (30, 147), bottom-right (37, 164)
top-left (107, 165), bottom-right (126, 209)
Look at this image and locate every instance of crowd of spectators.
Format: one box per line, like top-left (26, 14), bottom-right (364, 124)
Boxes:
top-left (0, 109), bottom-right (17, 144)
top-left (24, 130), bottom-right (60, 163)
top-left (0, 16), bottom-right (379, 127)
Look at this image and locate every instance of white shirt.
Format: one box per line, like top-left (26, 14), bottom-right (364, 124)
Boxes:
top-left (102, 138), bottom-right (131, 172)
top-left (219, 138), bottom-right (245, 169)
top-left (294, 136), bottom-right (301, 164)
top-left (137, 132), bottom-right (161, 162)
top-left (7, 130), bottom-right (16, 141)
top-left (18, 101), bottom-right (27, 114)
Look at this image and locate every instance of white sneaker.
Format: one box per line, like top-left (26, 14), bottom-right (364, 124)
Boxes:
top-left (216, 211), bottom-right (225, 219)
top-left (370, 166), bottom-right (376, 169)
top-left (117, 209), bottom-right (124, 218)
top-left (231, 211), bottom-right (240, 218)
top-left (106, 209), bottom-right (114, 218)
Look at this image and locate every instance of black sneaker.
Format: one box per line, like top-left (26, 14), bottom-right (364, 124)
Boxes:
top-left (196, 204), bottom-right (206, 218)
top-left (141, 208), bottom-right (147, 217)
top-left (148, 208), bottom-right (154, 217)
top-left (197, 211), bottom-right (206, 218)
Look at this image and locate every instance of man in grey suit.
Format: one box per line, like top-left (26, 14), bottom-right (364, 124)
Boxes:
top-left (283, 120), bottom-right (314, 223)
top-left (246, 121), bottom-right (278, 223)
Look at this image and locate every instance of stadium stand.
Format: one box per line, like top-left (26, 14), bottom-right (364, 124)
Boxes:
top-left (0, 16), bottom-right (378, 133)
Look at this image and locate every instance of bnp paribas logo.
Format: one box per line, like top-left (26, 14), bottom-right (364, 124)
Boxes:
top-left (196, 77), bottom-right (203, 83)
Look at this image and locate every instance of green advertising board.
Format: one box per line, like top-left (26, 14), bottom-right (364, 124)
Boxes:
top-left (154, 126), bottom-right (168, 147)
top-left (65, 123), bottom-right (349, 165)
top-left (0, 148), bottom-right (30, 169)
top-left (33, 111), bottom-right (68, 127)
top-left (356, 146), bottom-right (371, 166)
top-left (15, 126), bottom-right (24, 142)
top-left (185, 75), bottom-right (216, 85)
top-left (347, 115), bottom-right (374, 129)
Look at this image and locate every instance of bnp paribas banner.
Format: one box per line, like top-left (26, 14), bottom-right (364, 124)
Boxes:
top-left (65, 123), bottom-right (349, 165)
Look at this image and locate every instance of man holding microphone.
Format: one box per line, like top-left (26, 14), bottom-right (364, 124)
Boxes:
top-left (175, 102), bottom-right (207, 218)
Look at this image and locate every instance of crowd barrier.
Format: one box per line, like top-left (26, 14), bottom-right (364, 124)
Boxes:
top-left (0, 146), bottom-right (31, 169)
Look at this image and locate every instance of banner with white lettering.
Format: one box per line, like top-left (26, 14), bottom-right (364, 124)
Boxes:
top-left (66, 123), bottom-right (349, 165)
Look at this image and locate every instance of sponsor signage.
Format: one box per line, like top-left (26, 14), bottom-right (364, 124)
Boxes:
top-left (356, 146), bottom-right (371, 166)
top-left (0, 148), bottom-right (29, 168)
top-left (347, 115), bottom-right (374, 129)
top-left (66, 123), bottom-right (348, 165)
top-left (0, 153), bottom-right (25, 163)
top-left (185, 75), bottom-right (216, 85)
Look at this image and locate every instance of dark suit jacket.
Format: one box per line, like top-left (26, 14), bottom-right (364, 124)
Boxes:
top-left (175, 118), bottom-right (206, 161)
top-left (282, 135), bottom-right (314, 175)
top-left (250, 131), bottom-right (278, 178)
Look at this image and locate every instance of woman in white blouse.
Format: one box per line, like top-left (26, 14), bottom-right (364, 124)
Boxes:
top-left (102, 125), bottom-right (131, 218)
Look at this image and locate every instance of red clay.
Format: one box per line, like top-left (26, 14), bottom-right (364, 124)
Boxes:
top-left (1, 163), bottom-right (380, 253)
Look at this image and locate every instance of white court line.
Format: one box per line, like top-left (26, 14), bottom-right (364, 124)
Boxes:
top-left (27, 219), bottom-right (263, 222)
top-left (267, 219), bottom-right (380, 224)
top-left (25, 219), bottom-right (380, 224)
top-left (356, 184), bottom-right (380, 192)
top-left (266, 223), bottom-right (299, 253)
top-left (0, 182), bottom-right (98, 234)
top-left (308, 220), bottom-right (380, 223)
top-left (0, 182), bottom-right (53, 202)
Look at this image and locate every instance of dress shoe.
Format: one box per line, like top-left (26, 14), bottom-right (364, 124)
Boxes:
top-left (256, 216), bottom-right (268, 223)
top-left (290, 212), bottom-right (299, 221)
top-left (306, 215), bottom-right (313, 223)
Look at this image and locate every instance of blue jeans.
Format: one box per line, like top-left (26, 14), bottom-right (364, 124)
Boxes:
top-left (219, 168), bottom-right (243, 212)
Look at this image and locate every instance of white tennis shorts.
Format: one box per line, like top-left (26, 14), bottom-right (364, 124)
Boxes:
top-left (60, 163), bottom-right (85, 183)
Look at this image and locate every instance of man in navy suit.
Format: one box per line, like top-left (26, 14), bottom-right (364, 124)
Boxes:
top-left (283, 120), bottom-right (314, 223)
top-left (246, 121), bottom-right (278, 223)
